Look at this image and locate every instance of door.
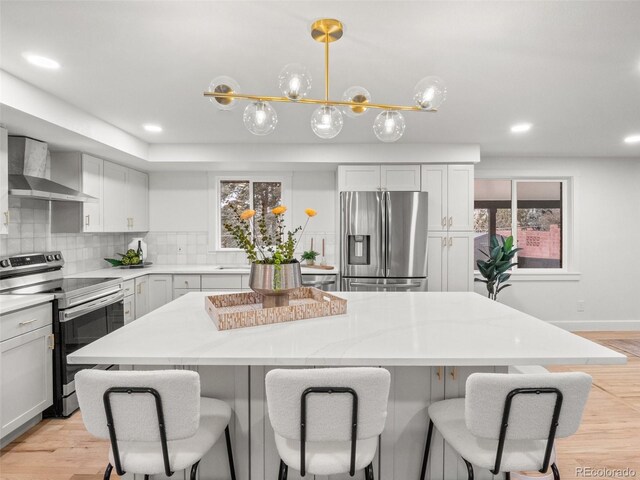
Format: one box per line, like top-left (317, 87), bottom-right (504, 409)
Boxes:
top-left (0, 127), bottom-right (8, 235)
top-left (103, 161), bottom-right (128, 232)
top-left (82, 154), bottom-right (103, 232)
top-left (385, 191), bottom-right (428, 278)
top-left (380, 165), bottom-right (421, 191)
top-left (427, 232), bottom-right (447, 292)
top-left (447, 164), bottom-right (474, 231)
top-left (128, 168), bottom-right (149, 231)
top-left (342, 277), bottom-right (427, 292)
top-left (135, 276), bottom-right (149, 318)
top-left (446, 233), bottom-right (473, 292)
top-left (1, 325), bottom-right (53, 437)
top-left (123, 295), bottom-right (135, 325)
top-left (338, 165), bottom-right (381, 192)
top-left (340, 191), bottom-right (384, 278)
top-left (149, 275), bottom-right (173, 311)
top-left (421, 165), bottom-right (447, 232)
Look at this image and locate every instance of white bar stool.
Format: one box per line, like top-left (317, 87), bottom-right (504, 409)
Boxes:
top-left (75, 369), bottom-right (237, 480)
top-left (265, 367), bottom-right (390, 480)
top-left (419, 372), bottom-right (592, 480)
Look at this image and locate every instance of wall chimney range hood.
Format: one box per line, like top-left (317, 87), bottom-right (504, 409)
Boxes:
top-left (8, 136), bottom-right (97, 202)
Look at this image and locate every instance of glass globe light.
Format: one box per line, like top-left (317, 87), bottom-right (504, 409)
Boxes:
top-left (310, 105), bottom-right (343, 139)
top-left (278, 64), bottom-right (312, 100)
top-left (413, 76), bottom-right (447, 110)
top-left (373, 111), bottom-right (406, 143)
top-left (243, 101), bottom-right (277, 136)
top-left (208, 76), bottom-right (241, 110)
top-left (341, 86), bottom-right (371, 118)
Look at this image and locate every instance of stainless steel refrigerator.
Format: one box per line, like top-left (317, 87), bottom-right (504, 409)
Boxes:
top-left (340, 191), bottom-right (429, 291)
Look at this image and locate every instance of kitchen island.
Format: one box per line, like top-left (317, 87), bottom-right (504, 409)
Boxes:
top-left (69, 292), bottom-right (624, 480)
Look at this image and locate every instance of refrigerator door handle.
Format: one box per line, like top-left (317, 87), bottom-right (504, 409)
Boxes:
top-left (384, 191), bottom-right (390, 277)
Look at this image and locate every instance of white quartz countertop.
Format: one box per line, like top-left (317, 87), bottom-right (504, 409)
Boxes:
top-left (68, 292), bottom-right (625, 367)
top-left (69, 264), bottom-right (336, 281)
top-left (0, 294), bottom-right (54, 315)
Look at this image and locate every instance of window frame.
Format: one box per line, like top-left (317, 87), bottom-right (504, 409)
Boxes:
top-left (208, 173), bottom-right (292, 252)
top-left (473, 174), bottom-right (578, 279)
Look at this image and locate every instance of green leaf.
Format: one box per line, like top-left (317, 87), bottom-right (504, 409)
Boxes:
top-left (497, 283), bottom-right (512, 293)
top-left (496, 262), bottom-right (515, 274)
top-left (474, 278), bottom-right (488, 283)
top-left (490, 235), bottom-right (499, 249)
top-left (104, 258), bottom-right (122, 267)
top-left (498, 272), bottom-right (511, 283)
top-left (504, 235), bottom-right (513, 251)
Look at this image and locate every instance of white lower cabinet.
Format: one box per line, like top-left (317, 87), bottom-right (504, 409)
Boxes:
top-left (123, 295), bottom-right (135, 324)
top-left (134, 276), bottom-right (149, 318)
top-left (428, 232), bottom-right (474, 292)
top-left (149, 275), bottom-right (172, 311)
top-left (173, 288), bottom-right (200, 300)
top-left (1, 305), bottom-right (53, 440)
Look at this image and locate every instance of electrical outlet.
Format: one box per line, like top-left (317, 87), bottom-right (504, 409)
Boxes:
top-left (577, 300), bottom-right (585, 312)
top-left (177, 243), bottom-right (186, 254)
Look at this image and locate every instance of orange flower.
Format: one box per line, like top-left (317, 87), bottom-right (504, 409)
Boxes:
top-left (272, 205), bottom-right (287, 215)
top-left (305, 208), bottom-right (317, 217)
top-left (240, 209), bottom-right (256, 220)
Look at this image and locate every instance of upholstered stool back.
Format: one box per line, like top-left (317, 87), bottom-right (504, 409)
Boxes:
top-left (76, 369), bottom-right (200, 442)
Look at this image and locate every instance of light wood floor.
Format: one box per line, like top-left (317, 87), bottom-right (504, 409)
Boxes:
top-left (1, 332), bottom-right (639, 480)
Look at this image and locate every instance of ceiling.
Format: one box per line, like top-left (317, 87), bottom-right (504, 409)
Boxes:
top-left (1, 1), bottom-right (639, 157)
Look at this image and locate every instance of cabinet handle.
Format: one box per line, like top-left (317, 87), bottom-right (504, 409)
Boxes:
top-left (47, 334), bottom-right (55, 350)
top-left (448, 237), bottom-right (453, 247)
top-left (124, 309), bottom-right (130, 315)
top-left (3, 211), bottom-right (9, 225)
top-left (137, 284), bottom-right (141, 294)
top-left (441, 237), bottom-right (446, 248)
top-left (436, 366), bottom-right (443, 381)
top-left (85, 215), bottom-right (90, 226)
top-left (450, 367), bottom-right (457, 380)
top-left (448, 216), bottom-right (453, 227)
top-left (441, 216), bottom-right (446, 227)
top-left (131, 217), bottom-right (134, 228)
top-left (18, 318), bottom-right (38, 326)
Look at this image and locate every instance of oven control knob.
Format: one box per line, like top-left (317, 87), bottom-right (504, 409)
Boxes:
top-left (54, 254), bottom-right (62, 261)
top-left (0, 259), bottom-right (9, 268)
top-left (46, 255), bottom-right (54, 261)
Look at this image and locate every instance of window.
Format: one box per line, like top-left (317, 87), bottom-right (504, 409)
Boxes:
top-left (213, 175), bottom-right (291, 250)
top-left (474, 179), bottom-right (566, 270)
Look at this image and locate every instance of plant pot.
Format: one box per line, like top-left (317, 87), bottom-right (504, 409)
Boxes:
top-left (249, 262), bottom-right (302, 308)
top-left (305, 259), bottom-right (315, 266)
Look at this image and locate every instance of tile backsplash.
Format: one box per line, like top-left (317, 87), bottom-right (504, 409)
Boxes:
top-left (1, 197), bottom-right (128, 275)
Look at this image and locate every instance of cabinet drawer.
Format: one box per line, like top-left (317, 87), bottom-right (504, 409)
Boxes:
top-left (173, 288), bottom-right (201, 300)
top-left (173, 275), bottom-right (201, 289)
top-left (0, 303), bottom-right (52, 342)
top-left (201, 275), bottom-right (242, 290)
top-left (123, 279), bottom-right (135, 296)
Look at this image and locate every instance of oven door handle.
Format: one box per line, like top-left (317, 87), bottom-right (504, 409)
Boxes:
top-left (61, 291), bottom-right (125, 322)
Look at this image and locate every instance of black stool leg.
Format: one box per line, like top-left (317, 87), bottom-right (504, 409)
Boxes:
top-left (144, 475), bottom-right (150, 480)
top-left (103, 464), bottom-right (113, 480)
top-left (190, 460), bottom-right (200, 480)
top-left (365, 463), bottom-right (375, 480)
top-left (505, 473), bottom-right (511, 480)
top-left (463, 458), bottom-right (474, 480)
top-left (419, 419), bottom-right (434, 480)
top-left (225, 426), bottom-right (237, 480)
top-left (552, 463), bottom-right (561, 480)
top-left (278, 459), bottom-right (288, 480)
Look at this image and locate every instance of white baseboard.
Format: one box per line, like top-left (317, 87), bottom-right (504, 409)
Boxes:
top-left (550, 319), bottom-right (640, 331)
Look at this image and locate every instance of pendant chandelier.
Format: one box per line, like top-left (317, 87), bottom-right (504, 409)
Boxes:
top-left (204, 18), bottom-right (447, 142)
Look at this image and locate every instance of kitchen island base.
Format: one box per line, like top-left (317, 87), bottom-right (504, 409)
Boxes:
top-left (123, 365), bottom-right (506, 480)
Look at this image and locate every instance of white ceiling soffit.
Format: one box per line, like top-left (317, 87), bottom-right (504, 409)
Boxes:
top-left (0, 1), bottom-right (639, 158)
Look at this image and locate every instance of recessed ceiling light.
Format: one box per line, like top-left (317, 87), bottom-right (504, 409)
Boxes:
top-left (143, 124), bottom-right (163, 133)
top-left (510, 123), bottom-right (533, 133)
top-left (22, 53), bottom-right (60, 70)
top-left (624, 134), bottom-right (640, 144)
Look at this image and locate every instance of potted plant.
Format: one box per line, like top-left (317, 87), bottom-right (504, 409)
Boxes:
top-left (301, 250), bottom-right (320, 266)
top-left (223, 206), bottom-right (317, 307)
top-left (475, 235), bottom-right (521, 301)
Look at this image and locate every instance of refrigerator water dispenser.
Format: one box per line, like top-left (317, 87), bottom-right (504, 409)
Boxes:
top-left (348, 235), bottom-right (370, 265)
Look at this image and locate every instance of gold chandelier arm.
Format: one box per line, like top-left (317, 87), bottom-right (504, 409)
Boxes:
top-left (204, 92), bottom-right (434, 112)
top-left (325, 36), bottom-right (329, 102)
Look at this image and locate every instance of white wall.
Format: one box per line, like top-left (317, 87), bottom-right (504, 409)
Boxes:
top-left (475, 157), bottom-right (640, 330)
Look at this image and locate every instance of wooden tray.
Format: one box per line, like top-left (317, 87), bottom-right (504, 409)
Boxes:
top-left (205, 287), bottom-right (347, 330)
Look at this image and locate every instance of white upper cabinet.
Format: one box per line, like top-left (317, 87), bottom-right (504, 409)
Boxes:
top-left (0, 128), bottom-right (8, 235)
top-left (103, 161), bottom-right (129, 232)
top-left (338, 165), bottom-right (381, 191)
top-left (338, 165), bottom-right (421, 192)
top-left (421, 164), bottom-right (474, 232)
top-left (380, 165), bottom-right (421, 191)
top-left (103, 161), bottom-right (149, 232)
top-left (128, 168), bottom-right (149, 232)
top-left (81, 154), bottom-right (103, 232)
